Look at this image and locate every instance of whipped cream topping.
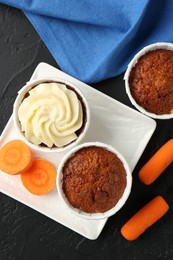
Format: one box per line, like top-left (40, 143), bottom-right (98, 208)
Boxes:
top-left (18, 82), bottom-right (83, 148)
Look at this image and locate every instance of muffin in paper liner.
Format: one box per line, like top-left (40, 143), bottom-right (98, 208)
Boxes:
top-left (13, 77), bottom-right (90, 153)
top-left (56, 142), bottom-right (132, 220)
top-left (124, 42), bottom-right (173, 119)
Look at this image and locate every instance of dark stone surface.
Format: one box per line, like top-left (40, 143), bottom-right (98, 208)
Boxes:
top-left (0, 4), bottom-right (173, 260)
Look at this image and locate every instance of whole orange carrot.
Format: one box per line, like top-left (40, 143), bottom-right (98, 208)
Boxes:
top-left (121, 196), bottom-right (169, 241)
top-left (139, 139), bottom-right (173, 185)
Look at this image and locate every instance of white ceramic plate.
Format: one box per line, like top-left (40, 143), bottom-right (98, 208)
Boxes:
top-left (0, 63), bottom-right (156, 240)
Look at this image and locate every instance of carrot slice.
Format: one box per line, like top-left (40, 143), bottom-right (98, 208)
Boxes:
top-left (0, 139), bottom-right (33, 175)
top-left (121, 196), bottom-right (169, 241)
top-left (20, 159), bottom-right (56, 195)
top-left (139, 139), bottom-right (173, 185)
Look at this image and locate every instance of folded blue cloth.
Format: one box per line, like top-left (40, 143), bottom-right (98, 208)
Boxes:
top-left (1, 0), bottom-right (173, 83)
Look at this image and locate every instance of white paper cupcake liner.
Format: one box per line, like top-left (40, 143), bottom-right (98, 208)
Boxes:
top-left (57, 141), bottom-right (132, 220)
top-left (13, 77), bottom-right (90, 153)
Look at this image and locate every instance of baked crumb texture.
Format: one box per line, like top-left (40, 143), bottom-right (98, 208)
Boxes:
top-left (62, 147), bottom-right (127, 213)
top-left (129, 49), bottom-right (173, 115)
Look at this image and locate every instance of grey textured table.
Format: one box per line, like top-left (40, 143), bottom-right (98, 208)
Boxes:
top-left (0, 4), bottom-right (173, 260)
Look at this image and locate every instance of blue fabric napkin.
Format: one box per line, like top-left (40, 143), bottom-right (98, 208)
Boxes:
top-left (1, 0), bottom-right (173, 83)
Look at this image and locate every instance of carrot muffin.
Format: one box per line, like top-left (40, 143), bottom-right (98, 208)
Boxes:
top-left (17, 82), bottom-right (87, 148)
top-left (62, 146), bottom-right (127, 213)
top-left (129, 49), bottom-right (173, 115)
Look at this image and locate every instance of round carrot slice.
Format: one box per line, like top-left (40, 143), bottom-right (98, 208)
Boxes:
top-left (0, 139), bottom-right (33, 175)
top-left (21, 159), bottom-right (56, 195)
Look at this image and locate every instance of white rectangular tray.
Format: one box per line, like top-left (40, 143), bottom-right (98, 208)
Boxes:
top-left (0, 63), bottom-right (156, 239)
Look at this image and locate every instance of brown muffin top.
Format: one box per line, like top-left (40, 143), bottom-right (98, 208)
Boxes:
top-left (129, 49), bottom-right (173, 115)
top-left (62, 146), bottom-right (127, 213)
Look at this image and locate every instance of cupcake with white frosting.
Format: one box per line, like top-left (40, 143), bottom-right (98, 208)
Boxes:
top-left (13, 78), bottom-right (90, 152)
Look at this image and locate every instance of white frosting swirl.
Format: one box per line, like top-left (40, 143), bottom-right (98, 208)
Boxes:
top-left (18, 82), bottom-right (83, 148)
